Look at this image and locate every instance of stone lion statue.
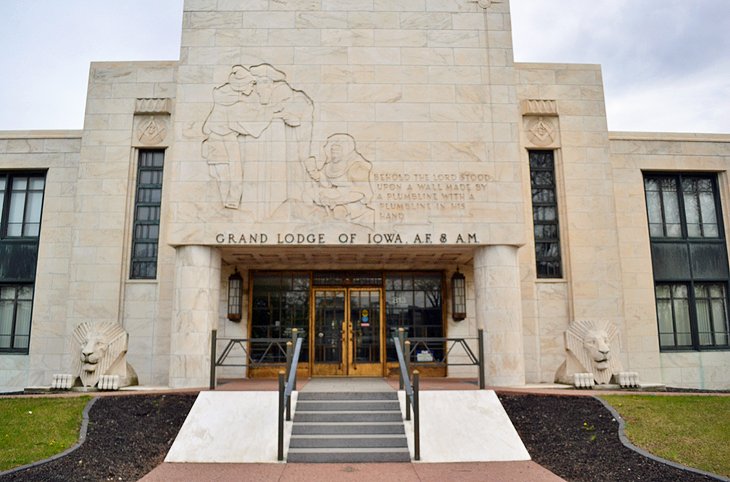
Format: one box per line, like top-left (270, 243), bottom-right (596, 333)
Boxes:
top-left (555, 320), bottom-right (637, 387)
top-left (71, 322), bottom-right (138, 388)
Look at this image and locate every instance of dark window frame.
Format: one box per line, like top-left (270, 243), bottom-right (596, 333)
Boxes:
top-left (0, 170), bottom-right (45, 354)
top-left (644, 172), bottom-right (730, 351)
top-left (130, 150), bottom-right (165, 280)
top-left (0, 284), bottom-right (35, 353)
top-left (528, 150), bottom-right (562, 278)
top-left (0, 171), bottom-right (47, 240)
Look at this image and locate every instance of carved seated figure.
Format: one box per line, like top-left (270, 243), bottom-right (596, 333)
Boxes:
top-left (555, 319), bottom-right (638, 388)
top-left (71, 322), bottom-right (138, 389)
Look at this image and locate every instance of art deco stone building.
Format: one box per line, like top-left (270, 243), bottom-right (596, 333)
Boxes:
top-left (1, 0), bottom-right (729, 392)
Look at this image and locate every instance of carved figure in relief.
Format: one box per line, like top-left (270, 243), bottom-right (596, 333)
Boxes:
top-left (202, 64), bottom-right (314, 210)
top-left (306, 134), bottom-right (375, 227)
top-left (71, 322), bottom-right (138, 388)
top-left (555, 319), bottom-right (623, 385)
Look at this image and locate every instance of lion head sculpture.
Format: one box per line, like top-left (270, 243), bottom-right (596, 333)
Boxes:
top-left (71, 322), bottom-right (138, 388)
top-left (555, 320), bottom-right (624, 385)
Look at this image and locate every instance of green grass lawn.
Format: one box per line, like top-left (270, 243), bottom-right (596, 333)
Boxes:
top-left (602, 394), bottom-right (730, 477)
top-left (0, 396), bottom-right (91, 471)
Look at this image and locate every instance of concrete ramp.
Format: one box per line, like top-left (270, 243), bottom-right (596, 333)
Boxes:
top-left (165, 391), bottom-right (295, 463)
top-left (399, 390), bottom-right (530, 462)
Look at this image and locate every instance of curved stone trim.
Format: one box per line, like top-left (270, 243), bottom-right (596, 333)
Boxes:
top-left (0, 397), bottom-right (98, 477)
top-left (594, 397), bottom-right (730, 482)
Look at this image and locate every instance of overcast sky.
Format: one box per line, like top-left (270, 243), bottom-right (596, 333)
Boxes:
top-left (0, 0), bottom-right (727, 133)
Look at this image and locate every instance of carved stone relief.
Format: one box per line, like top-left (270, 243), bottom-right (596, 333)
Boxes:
top-left (201, 64), bottom-right (374, 227)
top-left (135, 115), bottom-right (168, 145)
top-left (554, 319), bottom-right (639, 387)
top-left (525, 116), bottom-right (557, 147)
top-left (522, 99), bottom-right (560, 148)
top-left (70, 322), bottom-right (138, 389)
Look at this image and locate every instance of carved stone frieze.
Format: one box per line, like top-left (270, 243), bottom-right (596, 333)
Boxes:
top-left (135, 97), bottom-right (172, 115)
top-left (520, 99), bottom-right (558, 117)
top-left (201, 63), bottom-right (374, 227)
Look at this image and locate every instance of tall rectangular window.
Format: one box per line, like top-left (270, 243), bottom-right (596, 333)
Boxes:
top-left (644, 173), bottom-right (730, 350)
top-left (529, 150), bottom-right (562, 278)
top-left (130, 151), bottom-right (164, 279)
top-left (0, 286), bottom-right (33, 351)
top-left (0, 173), bottom-right (45, 238)
top-left (0, 171), bottom-right (45, 353)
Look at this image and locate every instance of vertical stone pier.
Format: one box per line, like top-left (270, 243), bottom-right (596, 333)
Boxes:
top-left (475, 245), bottom-right (525, 386)
top-left (170, 245), bottom-right (221, 388)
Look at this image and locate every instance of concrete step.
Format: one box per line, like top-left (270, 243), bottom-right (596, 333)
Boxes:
top-left (297, 391), bottom-right (397, 401)
top-left (294, 411), bottom-right (403, 423)
top-left (288, 388), bottom-right (409, 463)
top-left (289, 435), bottom-right (408, 449)
top-left (295, 400), bottom-right (400, 411)
top-left (287, 448), bottom-right (411, 463)
top-left (292, 422), bottom-right (405, 435)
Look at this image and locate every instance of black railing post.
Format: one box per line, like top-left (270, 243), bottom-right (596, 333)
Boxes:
top-left (398, 328), bottom-right (406, 389)
top-left (404, 339), bottom-right (411, 421)
top-left (278, 370), bottom-right (285, 461)
top-left (286, 341), bottom-right (293, 421)
top-left (291, 328), bottom-right (294, 391)
top-left (477, 328), bottom-right (485, 389)
top-left (209, 329), bottom-right (217, 390)
top-left (413, 369), bottom-right (420, 461)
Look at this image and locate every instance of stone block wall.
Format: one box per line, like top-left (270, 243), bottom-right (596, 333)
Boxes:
top-left (0, 131), bottom-right (80, 391)
top-left (610, 132), bottom-right (730, 388)
top-left (65, 61), bottom-right (178, 386)
top-left (515, 62), bottom-right (626, 383)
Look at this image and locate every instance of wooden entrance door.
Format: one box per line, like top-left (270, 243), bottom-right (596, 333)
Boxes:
top-left (311, 288), bottom-right (382, 376)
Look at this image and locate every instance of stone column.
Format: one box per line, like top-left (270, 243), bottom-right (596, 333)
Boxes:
top-left (169, 245), bottom-right (221, 388)
top-left (474, 245), bottom-right (525, 386)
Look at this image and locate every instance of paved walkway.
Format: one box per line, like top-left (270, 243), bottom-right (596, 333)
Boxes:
top-left (143, 377), bottom-right (564, 481)
top-left (141, 461), bottom-right (565, 481)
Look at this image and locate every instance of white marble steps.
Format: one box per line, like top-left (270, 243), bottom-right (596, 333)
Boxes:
top-left (287, 391), bottom-right (410, 463)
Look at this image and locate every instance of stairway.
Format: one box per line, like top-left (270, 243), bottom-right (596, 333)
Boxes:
top-left (287, 391), bottom-right (411, 463)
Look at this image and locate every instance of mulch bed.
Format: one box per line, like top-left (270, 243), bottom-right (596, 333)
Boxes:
top-left (1, 394), bottom-right (197, 482)
top-left (498, 393), bottom-right (719, 482)
top-left (1, 392), bottom-right (723, 481)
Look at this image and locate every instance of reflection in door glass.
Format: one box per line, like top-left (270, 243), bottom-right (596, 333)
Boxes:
top-left (314, 291), bottom-right (345, 364)
top-left (350, 290), bottom-right (380, 364)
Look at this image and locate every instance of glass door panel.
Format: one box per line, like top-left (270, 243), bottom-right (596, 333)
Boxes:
top-left (312, 290), bottom-right (346, 376)
top-left (311, 287), bottom-right (383, 376)
top-left (349, 289), bottom-right (382, 376)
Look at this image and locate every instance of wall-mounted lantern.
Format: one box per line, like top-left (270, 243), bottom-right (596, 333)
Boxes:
top-left (451, 268), bottom-right (466, 321)
top-left (227, 269), bottom-right (243, 322)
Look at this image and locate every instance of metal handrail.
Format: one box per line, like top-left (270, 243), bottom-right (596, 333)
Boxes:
top-left (393, 334), bottom-right (420, 461)
top-left (404, 329), bottom-right (485, 389)
top-left (209, 330), bottom-right (300, 390)
top-left (278, 336), bottom-right (303, 461)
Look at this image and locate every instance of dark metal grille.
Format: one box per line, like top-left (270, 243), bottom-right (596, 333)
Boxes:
top-left (529, 150), bottom-right (562, 278)
top-left (130, 151), bottom-right (164, 279)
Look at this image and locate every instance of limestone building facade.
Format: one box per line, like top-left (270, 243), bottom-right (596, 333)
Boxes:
top-left (1, 0), bottom-right (728, 392)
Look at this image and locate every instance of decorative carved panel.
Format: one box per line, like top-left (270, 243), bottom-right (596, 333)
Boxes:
top-left (135, 98), bottom-right (172, 115)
